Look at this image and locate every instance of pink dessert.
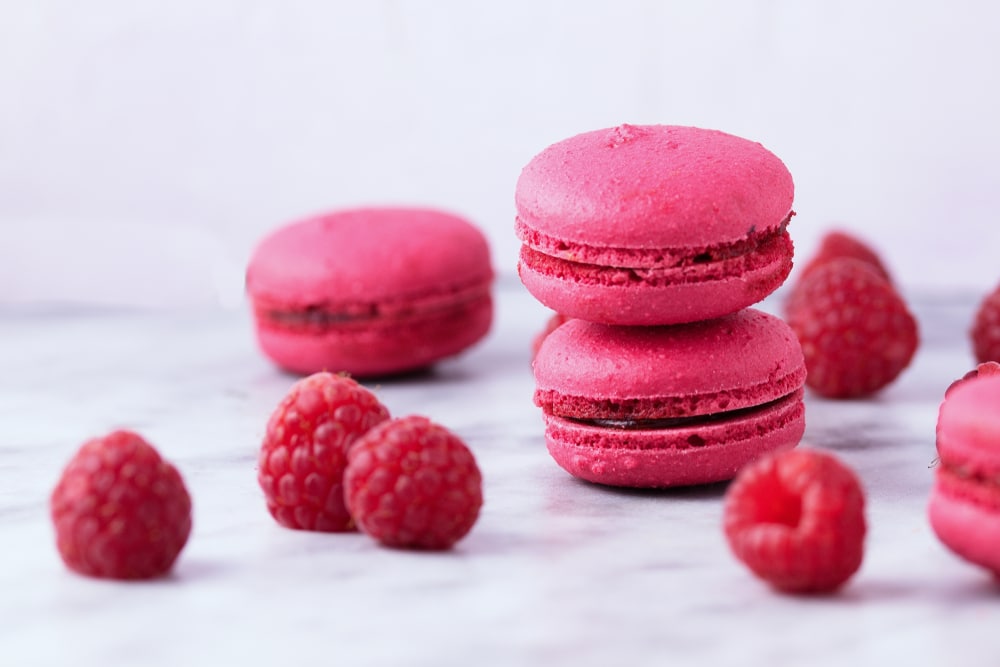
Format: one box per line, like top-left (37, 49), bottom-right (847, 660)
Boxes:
top-left (929, 375), bottom-right (1000, 576)
top-left (532, 309), bottom-right (806, 487)
top-left (516, 124), bottom-right (795, 326)
top-left (247, 207), bottom-right (493, 377)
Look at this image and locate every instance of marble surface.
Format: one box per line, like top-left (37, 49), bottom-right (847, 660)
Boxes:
top-left (2, 278), bottom-right (998, 667)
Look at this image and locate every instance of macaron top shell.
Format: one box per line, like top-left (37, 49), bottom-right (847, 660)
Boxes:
top-left (937, 376), bottom-right (1000, 470)
top-left (533, 309), bottom-right (805, 420)
top-left (515, 124), bottom-right (794, 251)
top-left (247, 208), bottom-right (493, 306)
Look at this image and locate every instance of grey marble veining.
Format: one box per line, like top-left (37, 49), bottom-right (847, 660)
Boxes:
top-left (2, 280), bottom-right (998, 667)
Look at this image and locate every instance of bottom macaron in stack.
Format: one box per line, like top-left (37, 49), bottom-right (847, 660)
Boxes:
top-left (517, 123), bottom-right (807, 488)
top-left (533, 312), bottom-right (806, 487)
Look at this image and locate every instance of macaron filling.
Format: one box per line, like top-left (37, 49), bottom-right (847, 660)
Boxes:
top-left (254, 282), bottom-right (491, 333)
top-left (535, 365), bottom-right (806, 423)
top-left (575, 392), bottom-right (797, 431)
top-left (544, 389), bottom-right (805, 452)
top-left (516, 213), bottom-right (792, 270)
top-left (936, 459), bottom-right (1000, 509)
top-left (518, 223), bottom-right (793, 288)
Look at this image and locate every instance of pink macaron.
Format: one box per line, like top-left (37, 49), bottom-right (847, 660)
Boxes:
top-left (929, 375), bottom-right (1000, 576)
top-left (533, 309), bottom-right (806, 487)
top-left (247, 207), bottom-right (493, 377)
top-left (516, 124), bottom-right (795, 326)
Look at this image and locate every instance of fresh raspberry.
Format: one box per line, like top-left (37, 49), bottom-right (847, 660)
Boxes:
top-left (971, 283), bottom-right (1000, 363)
top-left (344, 415), bottom-right (483, 550)
top-left (785, 258), bottom-right (918, 398)
top-left (723, 448), bottom-right (866, 593)
top-left (50, 430), bottom-right (192, 580)
top-left (945, 361), bottom-right (1000, 398)
top-left (531, 312), bottom-right (570, 361)
top-left (258, 372), bottom-right (389, 532)
top-left (797, 230), bottom-right (892, 284)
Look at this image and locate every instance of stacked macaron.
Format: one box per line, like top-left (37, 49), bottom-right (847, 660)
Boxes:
top-left (518, 124), bottom-right (807, 487)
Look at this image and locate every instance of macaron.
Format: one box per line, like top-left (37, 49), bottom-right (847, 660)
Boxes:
top-left (929, 375), bottom-right (1000, 576)
top-left (532, 309), bottom-right (806, 487)
top-left (515, 124), bottom-right (795, 326)
top-left (246, 207), bottom-right (493, 377)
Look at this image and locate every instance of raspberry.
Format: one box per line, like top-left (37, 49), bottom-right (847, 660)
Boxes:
top-left (723, 448), bottom-right (866, 593)
top-left (945, 361), bottom-right (1000, 398)
top-left (258, 372), bottom-right (389, 532)
top-left (971, 283), bottom-right (1000, 363)
top-left (785, 258), bottom-right (918, 398)
top-left (50, 430), bottom-right (192, 580)
top-left (798, 230), bottom-right (891, 283)
top-left (531, 312), bottom-right (570, 361)
top-left (344, 415), bottom-right (483, 550)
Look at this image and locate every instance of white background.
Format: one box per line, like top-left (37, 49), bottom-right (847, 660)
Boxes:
top-left (2, 0), bottom-right (999, 308)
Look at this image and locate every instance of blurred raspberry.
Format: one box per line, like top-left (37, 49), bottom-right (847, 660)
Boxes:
top-left (723, 448), bottom-right (866, 593)
top-left (345, 416), bottom-right (482, 550)
top-left (785, 258), bottom-right (918, 398)
top-left (972, 284), bottom-right (1000, 364)
top-left (797, 229), bottom-right (891, 284)
top-left (50, 430), bottom-right (192, 580)
top-left (258, 372), bottom-right (389, 532)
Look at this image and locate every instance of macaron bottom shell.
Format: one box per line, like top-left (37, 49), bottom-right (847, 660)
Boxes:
top-left (929, 475), bottom-right (1000, 577)
top-left (254, 294), bottom-right (493, 377)
top-left (544, 389), bottom-right (805, 488)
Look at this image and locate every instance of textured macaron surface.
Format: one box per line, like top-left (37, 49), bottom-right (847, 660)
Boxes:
top-left (247, 207), bottom-right (493, 307)
top-left (515, 124), bottom-right (794, 254)
top-left (533, 309), bottom-right (806, 421)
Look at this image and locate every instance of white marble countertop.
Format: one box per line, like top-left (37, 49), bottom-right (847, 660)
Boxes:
top-left (2, 278), bottom-right (998, 667)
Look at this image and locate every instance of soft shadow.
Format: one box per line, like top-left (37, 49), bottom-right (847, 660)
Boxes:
top-left (818, 577), bottom-right (916, 604)
top-left (261, 364), bottom-right (476, 387)
top-left (771, 574), bottom-right (1000, 605)
top-left (170, 557), bottom-right (233, 583)
top-left (569, 476), bottom-right (731, 501)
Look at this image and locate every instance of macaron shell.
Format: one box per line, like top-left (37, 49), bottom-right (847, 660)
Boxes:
top-left (256, 293), bottom-right (493, 377)
top-left (929, 488), bottom-right (1000, 576)
top-left (533, 310), bottom-right (806, 419)
top-left (936, 376), bottom-right (1000, 472)
top-left (247, 207), bottom-right (493, 306)
top-left (545, 390), bottom-right (805, 487)
top-left (515, 124), bottom-right (794, 249)
top-left (518, 244), bottom-right (792, 326)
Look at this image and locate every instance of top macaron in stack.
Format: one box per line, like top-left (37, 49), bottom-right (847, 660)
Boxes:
top-left (518, 124), bottom-right (807, 488)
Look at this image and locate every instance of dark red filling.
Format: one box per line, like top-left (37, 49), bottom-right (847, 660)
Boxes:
top-left (255, 288), bottom-right (491, 333)
top-left (565, 393), bottom-right (796, 431)
top-left (517, 213), bottom-right (793, 271)
top-left (520, 229), bottom-right (793, 288)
